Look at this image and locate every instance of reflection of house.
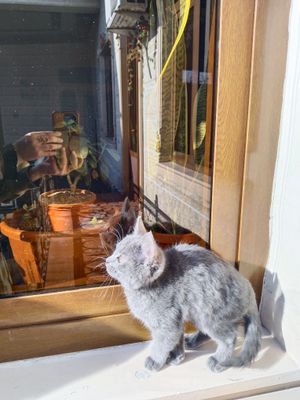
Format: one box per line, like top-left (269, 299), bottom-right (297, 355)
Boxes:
top-left (0, 0), bottom-right (100, 147)
top-left (100, 0), bottom-right (215, 242)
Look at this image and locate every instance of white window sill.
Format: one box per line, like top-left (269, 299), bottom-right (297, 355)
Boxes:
top-left (1, 329), bottom-right (300, 400)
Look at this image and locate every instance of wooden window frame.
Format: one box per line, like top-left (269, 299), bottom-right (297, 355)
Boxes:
top-left (0, 285), bottom-right (148, 362)
top-left (0, 0), bottom-right (290, 363)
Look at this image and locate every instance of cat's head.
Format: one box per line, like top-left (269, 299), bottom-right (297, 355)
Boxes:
top-left (100, 197), bottom-right (137, 253)
top-left (105, 216), bottom-right (166, 289)
top-left (116, 197), bottom-right (137, 237)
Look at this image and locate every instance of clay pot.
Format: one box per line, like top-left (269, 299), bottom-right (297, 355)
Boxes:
top-left (150, 222), bottom-right (207, 249)
top-left (39, 189), bottom-right (96, 233)
top-left (152, 231), bottom-right (205, 249)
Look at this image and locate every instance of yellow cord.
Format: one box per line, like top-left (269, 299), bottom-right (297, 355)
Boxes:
top-left (159, 0), bottom-right (191, 79)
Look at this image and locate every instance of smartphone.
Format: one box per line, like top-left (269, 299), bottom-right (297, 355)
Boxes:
top-left (52, 111), bottom-right (80, 130)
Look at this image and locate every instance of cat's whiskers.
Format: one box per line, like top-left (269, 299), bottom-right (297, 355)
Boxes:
top-left (106, 280), bottom-right (118, 307)
top-left (92, 258), bottom-right (107, 269)
top-left (96, 275), bottom-right (112, 300)
top-left (93, 262), bottom-right (105, 271)
top-left (115, 223), bottom-right (125, 240)
top-left (102, 241), bottom-right (112, 259)
top-left (110, 227), bottom-right (121, 243)
top-left (99, 234), bottom-right (112, 257)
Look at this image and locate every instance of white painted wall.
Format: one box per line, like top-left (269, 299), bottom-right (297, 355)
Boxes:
top-left (260, 0), bottom-right (300, 365)
top-left (96, 0), bottom-right (124, 191)
top-left (104, 0), bottom-right (117, 23)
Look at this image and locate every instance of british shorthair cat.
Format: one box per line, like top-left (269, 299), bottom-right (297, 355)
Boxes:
top-left (106, 217), bottom-right (261, 372)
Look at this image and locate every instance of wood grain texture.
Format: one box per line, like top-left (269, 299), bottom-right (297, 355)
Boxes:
top-left (0, 285), bottom-right (127, 330)
top-left (238, 0), bottom-right (290, 301)
top-left (210, 0), bottom-right (256, 262)
top-left (203, 0), bottom-right (216, 175)
top-left (0, 312), bottom-right (149, 363)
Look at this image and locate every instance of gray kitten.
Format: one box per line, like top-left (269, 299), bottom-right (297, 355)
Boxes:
top-left (105, 217), bottom-right (261, 372)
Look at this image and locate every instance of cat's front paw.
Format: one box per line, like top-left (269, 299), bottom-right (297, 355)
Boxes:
top-left (145, 356), bottom-right (163, 371)
top-left (207, 356), bottom-right (227, 373)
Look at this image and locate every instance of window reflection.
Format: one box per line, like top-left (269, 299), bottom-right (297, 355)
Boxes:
top-left (0, 0), bottom-right (215, 297)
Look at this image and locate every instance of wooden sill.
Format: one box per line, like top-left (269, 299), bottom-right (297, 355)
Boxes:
top-left (0, 284), bottom-right (149, 362)
top-left (0, 330), bottom-right (299, 400)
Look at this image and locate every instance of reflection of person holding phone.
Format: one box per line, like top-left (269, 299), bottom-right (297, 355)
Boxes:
top-left (0, 130), bottom-right (78, 202)
top-left (0, 130), bottom-right (81, 295)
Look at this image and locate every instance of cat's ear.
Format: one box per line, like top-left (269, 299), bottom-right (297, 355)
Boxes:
top-left (141, 231), bottom-right (161, 259)
top-left (121, 197), bottom-right (131, 214)
top-left (142, 232), bottom-right (165, 280)
top-left (133, 216), bottom-right (147, 235)
top-left (121, 197), bottom-right (136, 231)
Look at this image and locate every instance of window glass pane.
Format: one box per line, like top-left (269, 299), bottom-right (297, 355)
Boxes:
top-left (0, 1), bottom-right (124, 295)
top-left (0, 0), bottom-right (216, 297)
top-left (172, 0), bottom-right (215, 167)
top-left (143, 0), bottom-right (216, 249)
top-left (174, 7), bottom-right (194, 154)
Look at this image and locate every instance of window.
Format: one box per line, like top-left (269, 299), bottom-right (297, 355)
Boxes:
top-left (0, 1), bottom-right (146, 362)
top-left (0, 0), bottom-right (282, 366)
top-left (0, 6), bottom-right (117, 297)
top-left (140, 0), bottom-right (217, 245)
top-left (160, 0), bottom-right (216, 173)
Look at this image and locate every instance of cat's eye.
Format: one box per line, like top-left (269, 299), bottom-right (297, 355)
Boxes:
top-left (117, 256), bottom-right (122, 263)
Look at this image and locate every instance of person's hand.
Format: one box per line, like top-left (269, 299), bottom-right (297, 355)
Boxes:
top-left (55, 147), bottom-right (84, 175)
top-left (14, 131), bottom-right (63, 163)
top-left (28, 148), bottom-right (84, 181)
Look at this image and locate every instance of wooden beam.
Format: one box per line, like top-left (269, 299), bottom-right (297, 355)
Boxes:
top-left (238, 0), bottom-right (291, 301)
top-left (0, 313), bottom-right (148, 362)
top-left (0, 285), bottom-right (127, 330)
top-left (210, 0), bottom-right (256, 262)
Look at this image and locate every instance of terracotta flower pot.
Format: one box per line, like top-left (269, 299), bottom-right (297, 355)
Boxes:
top-left (39, 189), bottom-right (96, 233)
top-left (152, 231), bottom-right (204, 249)
top-left (149, 222), bottom-right (207, 249)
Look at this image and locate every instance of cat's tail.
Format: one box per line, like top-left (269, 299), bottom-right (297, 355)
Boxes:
top-left (223, 309), bottom-right (261, 368)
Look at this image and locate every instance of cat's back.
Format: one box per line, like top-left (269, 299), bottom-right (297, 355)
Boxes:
top-left (165, 243), bottom-right (220, 274)
top-left (165, 243), bottom-right (248, 288)
top-left (165, 243), bottom-right (252, 308)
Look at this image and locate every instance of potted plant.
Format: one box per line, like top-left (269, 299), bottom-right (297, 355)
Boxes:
top-left (40, 117), bottom-right (99, 232)
top-left (141, 197), bottom-right (206, 248)
top-left (0, 117), bottom-right (103, 287)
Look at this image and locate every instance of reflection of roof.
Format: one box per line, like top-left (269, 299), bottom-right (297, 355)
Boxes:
top-left (107, 0), bottom-right (148, 36)
top-left (111, 0), bottom-right (148, 13)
